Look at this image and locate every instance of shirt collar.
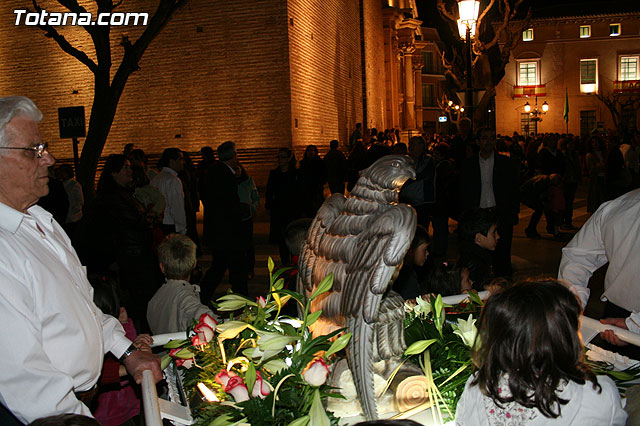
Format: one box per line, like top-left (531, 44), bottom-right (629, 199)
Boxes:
top-left (479, 151), bottom-right (495, 162)
top-left (161, 167), bottom-right (178, 176)
top-left (0, 201), bottom-right (53, 234)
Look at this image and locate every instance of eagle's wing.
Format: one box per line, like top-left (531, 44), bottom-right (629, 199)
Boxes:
top-left (341, 203), bottom-right (417, 420)
top-left (341, 204), bottom-right (417, 320)
top-left (297, 193), bottom-right (347, 306)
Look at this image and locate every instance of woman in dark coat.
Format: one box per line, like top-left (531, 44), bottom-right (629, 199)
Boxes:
top-left (80, 154), bottom-right (162, 332)
top-left (265, 148), bottom-right (301, 265)
top-left (298, 144), bottom-right (327, 218)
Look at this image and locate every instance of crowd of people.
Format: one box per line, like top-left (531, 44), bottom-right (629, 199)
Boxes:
top-left (1, 94), bottom-right (640, 425)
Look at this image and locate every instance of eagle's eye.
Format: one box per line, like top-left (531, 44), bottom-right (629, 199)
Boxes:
top-left (391, 160), bottom-right (400, 168)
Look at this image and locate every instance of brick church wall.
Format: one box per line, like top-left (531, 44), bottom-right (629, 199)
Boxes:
top-left (1, 0), bottom-right (292, 186)
top-left (1, 0), bottom-right (367, 185)
top-left (361, 0), bottom-right (386, 133)
top-left (286, 0), bottom-right (363, 158)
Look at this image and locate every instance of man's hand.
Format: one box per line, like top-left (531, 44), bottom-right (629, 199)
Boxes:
top-left (599, 317), bottom-right (629, 346)
top-left (133, 334), bottom-right (153, 352)
top-left (123, 350), bottom-right (163, 384)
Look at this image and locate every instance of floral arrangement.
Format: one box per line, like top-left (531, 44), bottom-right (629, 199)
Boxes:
top-left (402, 292), bottom-right (484, 423)
top-left (160, 258), bottom-right (351, 426)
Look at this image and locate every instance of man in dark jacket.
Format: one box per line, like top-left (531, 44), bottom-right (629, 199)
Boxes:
top-left (201, 141), bottom-right (249, 302)
top-left (459, 128), bottom-right (520, 277)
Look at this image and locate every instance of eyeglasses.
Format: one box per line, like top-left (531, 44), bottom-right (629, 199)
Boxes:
top-left (0, 142), bottom-right (49, 158)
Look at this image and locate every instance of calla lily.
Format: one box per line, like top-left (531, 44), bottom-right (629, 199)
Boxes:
top-left (413, 295), bottom-right (431, 317)
top-left (257, 330), bottom-right (300, 352)
top-left (225, 376), bottom-right (250, 402)
top-left (199, 313), bottom-right (218, 331)
top-left (192, 323), bottom-right (214, 345)
top-left (453, 314), bottom-right (478, 347)
top-left (251, 371), bottom-right (271, 399)
top-left (215, 369), bottom-right (237, 387)
top-left (302, 358), bottom-right (329, 387)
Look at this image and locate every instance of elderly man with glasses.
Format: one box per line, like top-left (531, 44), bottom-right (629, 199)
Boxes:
top-left (0, 96), bottom-right (162, 424)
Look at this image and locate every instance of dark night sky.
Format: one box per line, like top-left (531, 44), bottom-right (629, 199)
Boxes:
top-left (417, 0), bottom-right (640, 26)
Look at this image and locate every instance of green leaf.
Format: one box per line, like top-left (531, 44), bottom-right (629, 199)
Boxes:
top-left (278, 289), bottom-right (305, 308)
top-left (163, 339), bottom-right (188, 349)
top-left (325, 332), bottom-right (352, 358)
top-left (308, 388), bottom-right (330, 426)
top-left (433, 294), bottom-right (443, 319)
top-left (404, 339), bottom-right (438, 356)
top-left (608, 370), bottom-right (638, 381)
top-left (279, 322), bottom-right (298, 337)
top-left (268, 257), bottom-right (275, 274)
top-left (217, 321), bottom-right (253, 341)
top-left (310, 274), bottom-right (334, 301)
top-left (288, 416), bottom-right (310, 426)
top-left (175, 348), bottom-right (195, 359)
top-left (272, 266), bottom-right (293, 281)
top-left (209, 414), bottom-right (235, 426)
top-left (468, 290), bottom-right (483, 306)
top-left (272, 277), bottom-right (285, 291)
top-left (245, 363), bottom-right (257, 395)
top-left (262, 358), bottom-right (288, 373)
top-left (306, 310), bottom-right (323, 327)
top-left (160, 354), bottom-right (172, 370)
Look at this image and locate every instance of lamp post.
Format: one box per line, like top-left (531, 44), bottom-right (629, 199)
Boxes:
top-left (457, 0), bottom-right (480, 126)
top-left (523, 97), bottom-right (549, 135)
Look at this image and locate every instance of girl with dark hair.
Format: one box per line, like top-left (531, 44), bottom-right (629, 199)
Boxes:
top-left (392, 225), bottom-right (431, 300)
top-left (455, 279), bottom-right (626, 425)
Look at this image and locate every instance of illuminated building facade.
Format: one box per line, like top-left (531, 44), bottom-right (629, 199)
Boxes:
top-left (495, 7), bottom-right (640, 137)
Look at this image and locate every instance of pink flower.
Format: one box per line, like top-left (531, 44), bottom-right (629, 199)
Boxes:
top-left (198, 313), bottom-right (218, 331)
top-left (225, 376), bottom-right (250, 402)
top-left (215, 369), bottom-right (237, 387)
top-left (175, 358), bottom-right (194, 369)
top-left (302, 358), bottom-right (329, 387)
top-left (256, 296), bottom-right (267, 308)
top-left (191, 323), bottom-right (214, 345)
top-left (251, 371), bottom-right (271, 399)
top-left (168, 349), bottom-right (194, 369)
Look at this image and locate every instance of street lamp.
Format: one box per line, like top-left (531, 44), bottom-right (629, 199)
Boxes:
top-left (457, 0), bottom-right (480, 125)
top-left (523, 97), bottom-right (549, 134)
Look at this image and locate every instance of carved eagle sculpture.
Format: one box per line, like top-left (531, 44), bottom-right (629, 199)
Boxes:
top-left (297, 154), bottom-right (417, 420)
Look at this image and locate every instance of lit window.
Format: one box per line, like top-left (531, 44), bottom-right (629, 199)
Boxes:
top-left (518, 61), bottom-right (538, 86)
top-left (620, 56), bottom-right (639, 81)
top-left (580, 59), bottom-right (598, 93)
top-left (580, 25), bottom-right (591, 38)
top-left (522, 28), bottom-right (533, 41)
top-left (610, 23), bottom-right (621, 36)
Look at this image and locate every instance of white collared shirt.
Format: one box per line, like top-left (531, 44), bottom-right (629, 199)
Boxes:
top-left (559, 188), bottom-right (640, 312)
top-left (150, 167), bottom-right (187, 234)
top-left (478, 152), bottom-right (496, 208)
top-left (0, 202), bottom-right (130, 423)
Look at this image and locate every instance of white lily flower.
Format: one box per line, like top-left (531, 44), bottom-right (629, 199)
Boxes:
top-left (453, 314), bottom-right (478, 347)
top-left (413, 295), bottom-right (432, 317)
